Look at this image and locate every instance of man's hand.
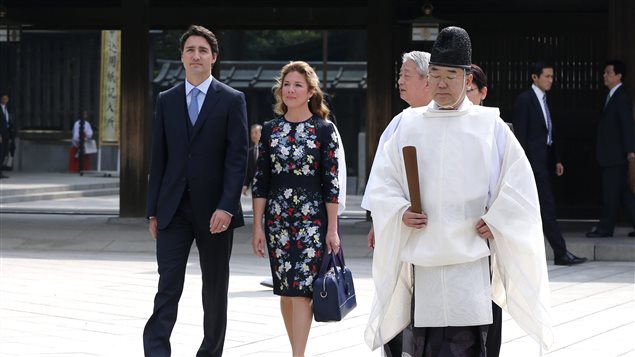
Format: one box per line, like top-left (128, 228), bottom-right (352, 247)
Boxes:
top-left (241, 185), bottom-right (249, 195)
top-left (209, 210), bottom-right (231, 235)
top-left (476, 219), bottom-right (493, 240)
top-left (148, 217), bottom-right (157, 241)
top-left (367, 224), bottom-right (375, 250)
top-left (402, 207), bottom-right (428, 229)
top-left (555, 162), bottom-right (564, 176)
top-left (628, 152), bottom-right (635, 162)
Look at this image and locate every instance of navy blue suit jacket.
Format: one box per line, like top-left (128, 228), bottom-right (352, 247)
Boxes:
top-left (512, 88), bottom-right (562, 175)
top-left (596, 85), bottom-right (635, 167)
top-left (146, 79), bottom-right (249, 233)
top-left (0, 106), bottom-right (13, 154)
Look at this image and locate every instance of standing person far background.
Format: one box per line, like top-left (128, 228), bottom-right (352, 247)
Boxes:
top-left (586, 60), bottom-right (635, 238)
top-left (68, 110), bottom-right (94, 173)
top-left (0, 93), bottom-right (15, 178)
top-left (242, 123), bottom-right (262, 196)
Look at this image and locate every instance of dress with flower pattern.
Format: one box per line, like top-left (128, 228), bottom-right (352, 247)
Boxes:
top-left (252, 115), bottom-right (340, 297)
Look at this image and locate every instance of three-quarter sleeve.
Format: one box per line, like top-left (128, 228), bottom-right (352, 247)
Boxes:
top-left (252, 122), bottom-right (271, 198)
top-left (320, 121), bottom-right (340, 203)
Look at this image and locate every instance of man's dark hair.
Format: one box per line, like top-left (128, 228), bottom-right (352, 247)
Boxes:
top-left (179, 25), bottom-right (219, 56)
top-left (605, 60), bottom-right (627, 80)
top-left (470, 64), bottom-right (487, 90)
top-left (530, 61), bottom-right (553, 78)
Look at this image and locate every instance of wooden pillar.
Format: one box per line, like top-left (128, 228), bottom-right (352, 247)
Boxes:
top-left (609, 0), bottom-right (635, 110)
top-left (119, 0), bottom-right (151, 217)
top-left (366, 0), bottom-right (396, 185)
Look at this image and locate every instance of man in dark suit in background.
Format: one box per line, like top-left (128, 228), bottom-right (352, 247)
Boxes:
top-left (0, 93), bottom-right (14, 178)
top-left (144, 25), bottom-right (248, 357)
top-left (241, 123), bottom-right (262, 195)
top-left (512, 61), bottom-right (587, 266)
top-left (586, 60), bottom-right (635, 238)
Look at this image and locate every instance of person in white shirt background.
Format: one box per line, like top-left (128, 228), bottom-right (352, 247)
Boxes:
top-left (68, 110), bottom-right (94, 173)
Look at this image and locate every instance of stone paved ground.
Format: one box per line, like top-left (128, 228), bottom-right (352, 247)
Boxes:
top-left (0, 213), bottom-right (634, 356)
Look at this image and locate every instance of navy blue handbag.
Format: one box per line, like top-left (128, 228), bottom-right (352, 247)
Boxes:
top-left (312, 247), bottom-right (357, 322)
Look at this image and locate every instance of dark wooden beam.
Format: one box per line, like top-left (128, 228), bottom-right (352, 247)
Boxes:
top-left (365, 0), bottom-right (395, 189)
top-left (10, 6), bottom-right (368, 29)
top-left (609, 0), bottom-right (635, 111)
top-left (119, 0), bottom-right (151, 217)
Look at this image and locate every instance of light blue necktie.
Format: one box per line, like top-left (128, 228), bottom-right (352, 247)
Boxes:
top-left (543, 94), bottom-right (553, 146)
top-left (188, 88), bottom-right (201, 125)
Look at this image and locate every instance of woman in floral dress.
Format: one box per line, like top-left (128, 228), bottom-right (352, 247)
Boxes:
top-left (251, 61), bottom-right (341, 357)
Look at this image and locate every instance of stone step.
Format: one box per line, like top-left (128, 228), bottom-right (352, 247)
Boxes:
top-left (0, 182), bottom-right (119, 198)
top-left (0, 187), bottom-right (120, 204)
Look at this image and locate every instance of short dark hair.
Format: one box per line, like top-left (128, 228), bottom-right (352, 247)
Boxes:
top-left (530, 61), bottom-right (553, 78)
top-left (179, 25), bottom-right (219, 57)
top-left (605, 60), bottom-right (626, 80)
top-left (470, 64), bottom-right (487, 90)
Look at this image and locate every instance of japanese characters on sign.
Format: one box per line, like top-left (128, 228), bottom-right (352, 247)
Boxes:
top-left (99, 30), bottom-right (121, 146)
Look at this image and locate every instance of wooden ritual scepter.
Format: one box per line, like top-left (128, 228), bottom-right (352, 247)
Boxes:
top-left (402, 146), bottom-right (422, 213)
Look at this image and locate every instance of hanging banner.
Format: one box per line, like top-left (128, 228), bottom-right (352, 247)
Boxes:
top-left (98, 30), bottom-right (121, 146)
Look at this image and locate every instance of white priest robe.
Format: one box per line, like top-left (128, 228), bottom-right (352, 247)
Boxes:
top-left (364, 99), bottom-right (554, 353)
top-left (362, 109), bottom-right (407, 211)
top-left (329, 119), bottom-right (347, 215)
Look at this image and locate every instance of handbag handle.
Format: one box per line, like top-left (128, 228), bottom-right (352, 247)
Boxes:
top-left (318, 245), bottom-right (346, 276)
top-left (318, 217), bottom-right (345, 275)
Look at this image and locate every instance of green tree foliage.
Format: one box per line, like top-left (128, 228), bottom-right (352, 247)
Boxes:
top-left (152, 29), bottom-right (323, 63)
top-left (238, 30), bottom-right (322, 59)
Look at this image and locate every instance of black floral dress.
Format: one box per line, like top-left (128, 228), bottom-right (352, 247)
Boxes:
top-left (252, 115), bottom-right (340, 297)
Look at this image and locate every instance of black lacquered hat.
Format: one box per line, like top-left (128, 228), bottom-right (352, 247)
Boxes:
top-left (429, 26), bottom-right (472, 70)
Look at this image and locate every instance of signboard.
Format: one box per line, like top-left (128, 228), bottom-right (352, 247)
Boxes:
top-left (98, 30), bottom-right (121, 146)
top-left (412, 24), bottom-right (439, 42)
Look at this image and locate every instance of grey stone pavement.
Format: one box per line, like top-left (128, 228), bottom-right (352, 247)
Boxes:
top-left (0, 173), bottom-right (634, 356)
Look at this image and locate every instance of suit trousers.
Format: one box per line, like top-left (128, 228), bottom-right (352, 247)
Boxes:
top-left (143, 192), bottom-right (233, 357)
top-left (533, 172), bottom-right (568, 258)
top-left (0, 128), bottom-right (8, 175)
top-left (597, 164), bottom-right (635, 235)
top-left (0, 138), bottom-right (6, 175)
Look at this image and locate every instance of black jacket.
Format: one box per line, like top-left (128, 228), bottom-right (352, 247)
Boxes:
top-left (596, 85), bottom-right (635, 167)
top-left (512, 88), bottom-right (562, 175)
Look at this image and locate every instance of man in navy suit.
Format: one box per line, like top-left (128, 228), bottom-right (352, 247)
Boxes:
top-left (144, 25), bottom-right (248, 357)
top-left (586, 60), bottom-right (635, 238)
top-left (0, 93), bottom-right (14, 179)
top-left (512, 61), bottom-right (586, 266)
top-left (241, 123), bottom-right (262, 195)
